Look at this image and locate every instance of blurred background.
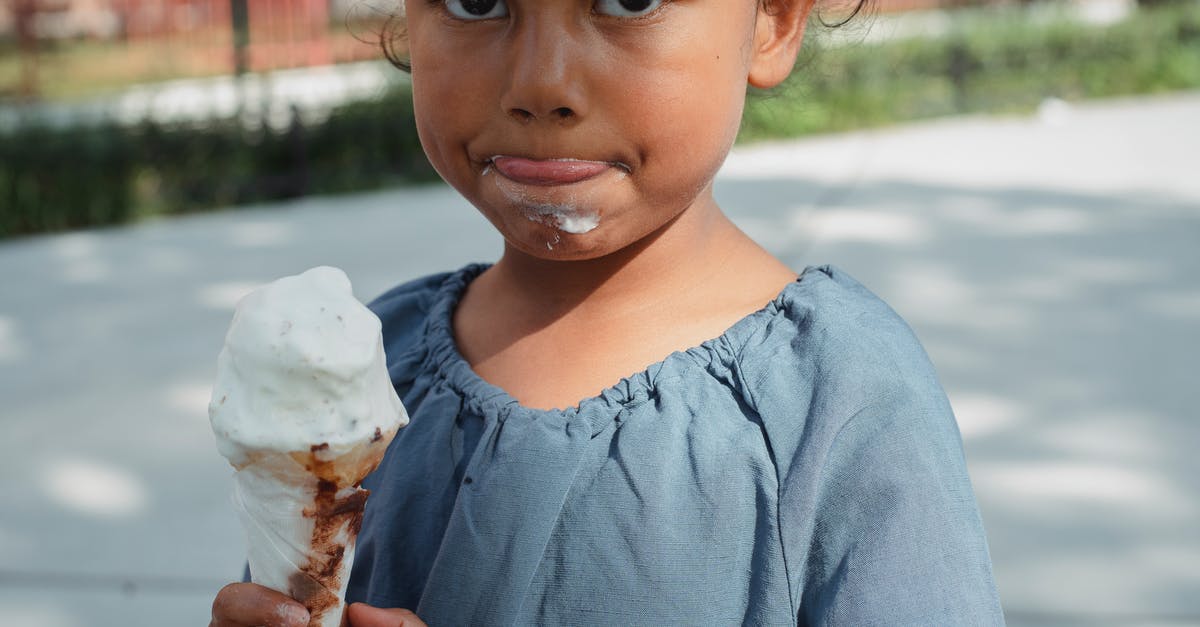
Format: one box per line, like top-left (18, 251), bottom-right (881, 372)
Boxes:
top-left (1, 0), bottom-right (1197, 625)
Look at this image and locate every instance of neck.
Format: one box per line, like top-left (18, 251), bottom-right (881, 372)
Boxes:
top-left (450, 189), bottom-right (798, 409)
top-left (487, 193), bottom-right (738, 319)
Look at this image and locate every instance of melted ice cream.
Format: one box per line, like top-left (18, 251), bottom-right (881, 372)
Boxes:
top-left (523, 204), bottom-right (601, 234)
top-left (209, 266), bottom-right (407, 468)
top-left (485, 162), bottom-right (615, 235)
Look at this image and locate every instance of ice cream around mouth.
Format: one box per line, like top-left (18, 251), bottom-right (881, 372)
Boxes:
top-left (209, 266), bottom-right (407, 627)
top-left (486, 156), bottom-right (626, 236)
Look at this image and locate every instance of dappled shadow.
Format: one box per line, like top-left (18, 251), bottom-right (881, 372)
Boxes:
top-left (716, 173), bottom-right (1200, 618)
top-left (0, 182), bottom-right (496, 619)
top-left (1, 96), bottom-right (1198, 624)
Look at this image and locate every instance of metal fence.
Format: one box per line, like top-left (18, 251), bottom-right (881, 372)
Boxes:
top-left (2, 0), bottom-right (393, 101)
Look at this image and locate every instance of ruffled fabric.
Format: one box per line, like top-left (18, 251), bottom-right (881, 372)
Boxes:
top-left (401, 262), bottom-right (815, 437)
top-left (349, 263), bottom-right (1003, 625)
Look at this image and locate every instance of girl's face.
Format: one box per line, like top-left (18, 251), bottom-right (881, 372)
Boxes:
top-left (406, 0), bottom-right (799, 260)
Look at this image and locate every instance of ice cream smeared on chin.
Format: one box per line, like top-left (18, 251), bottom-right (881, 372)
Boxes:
top-left (523, 203), bottom-right (601, 234)
top-left (208, 266), bottom-right (407, 627)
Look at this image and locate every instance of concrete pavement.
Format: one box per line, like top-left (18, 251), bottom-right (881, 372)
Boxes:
top-left (1, 92), bottom-right (1197, 626)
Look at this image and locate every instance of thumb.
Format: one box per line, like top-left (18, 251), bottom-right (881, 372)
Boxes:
top-left (345, 602), bottom-right (428, 627)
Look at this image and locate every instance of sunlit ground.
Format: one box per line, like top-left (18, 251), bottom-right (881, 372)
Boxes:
top-left (721, 93), bottom-right (1200, 623)
top-left (0, 92), bottom-right (1196, 625)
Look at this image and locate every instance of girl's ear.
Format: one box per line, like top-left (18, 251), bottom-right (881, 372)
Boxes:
top-left (748, 0), bottom-right (817, 89)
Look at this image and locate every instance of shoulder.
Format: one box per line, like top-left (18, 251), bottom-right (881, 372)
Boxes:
top-left (368, 270), bottom-right (455, 343)
top-left (366, 264), bottom-right (481, 389)
top-left (733, 265), bottom-right (959, 470)
top-left (741, 268), bottom-right (1001, 621)
top-left (740, 265), bottom-right (945, 411)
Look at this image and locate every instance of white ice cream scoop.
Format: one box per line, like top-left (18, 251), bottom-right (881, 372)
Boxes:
top-left (209, 266), bottom-right (408, 627)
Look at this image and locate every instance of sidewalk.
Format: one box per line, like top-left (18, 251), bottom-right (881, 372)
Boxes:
top-left (1, 92), bottom-right (1196, 626)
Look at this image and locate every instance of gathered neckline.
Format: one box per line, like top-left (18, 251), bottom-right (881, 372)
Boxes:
top-left (418, 263), bottom-right (819, 433)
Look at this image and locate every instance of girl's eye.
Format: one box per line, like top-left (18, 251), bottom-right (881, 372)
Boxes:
top-left (594, 0), bottom-right (664, 18)
top-left (443, 0), bottom-right (508, 20)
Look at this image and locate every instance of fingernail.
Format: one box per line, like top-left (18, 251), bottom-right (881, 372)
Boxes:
top-left (278, 602), bottom-right (311, 626)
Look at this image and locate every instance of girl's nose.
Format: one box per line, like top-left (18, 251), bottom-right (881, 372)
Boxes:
top-left (500, 21), bottom-right (587, 125)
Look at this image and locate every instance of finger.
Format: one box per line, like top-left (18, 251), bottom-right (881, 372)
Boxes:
top-left (346, 602), bottom-right (427, 627)
top-left (210, 582), bottom-right (311, 627)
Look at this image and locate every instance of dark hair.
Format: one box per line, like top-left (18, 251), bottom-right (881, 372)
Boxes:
top-left (380, 13), bottom-right (411, 73)
top-left (381, 0), bottom-right (872, 73)
top-left (813, 0), bottom-right (871, 28)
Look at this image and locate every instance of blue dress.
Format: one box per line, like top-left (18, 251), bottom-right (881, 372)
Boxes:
top-left (346, 264), bottom-right (1004, 625)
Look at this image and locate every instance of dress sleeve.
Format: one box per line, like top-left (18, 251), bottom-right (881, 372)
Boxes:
top-left (797, 389), bottom-right (1005, 626)
top-left (731, 266), bottom-right (1004, 624)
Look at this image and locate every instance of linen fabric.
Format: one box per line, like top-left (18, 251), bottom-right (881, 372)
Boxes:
top-left (345, 264), bottom-right (1004, 625)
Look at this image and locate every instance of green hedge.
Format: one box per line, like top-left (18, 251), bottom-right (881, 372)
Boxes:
top-left (1, 123), bottom-right (135, 235)
top-left (740, 2), bottom-right (1200, 139)
top-left (0, 85), bottom-right (437, 238)
top-left (2, 3), bottom-right (1198, 239)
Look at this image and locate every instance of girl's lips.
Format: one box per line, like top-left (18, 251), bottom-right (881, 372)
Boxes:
top-left (490, 156), bottom-right (616, 186)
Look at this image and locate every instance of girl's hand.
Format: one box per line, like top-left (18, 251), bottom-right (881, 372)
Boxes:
top-left (346, 603), bottom-right (428, 627)
top-left (210, 582), bottom-right (310, 627)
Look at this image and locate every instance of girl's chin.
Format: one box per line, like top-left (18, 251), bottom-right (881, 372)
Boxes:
top-left (483, 205), bottom-right (610, 259)
top-left (507, 230), bottom-right (609, 261)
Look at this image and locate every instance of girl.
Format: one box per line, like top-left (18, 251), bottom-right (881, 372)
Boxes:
top-left (211, 0), bottom-right (1004, 624)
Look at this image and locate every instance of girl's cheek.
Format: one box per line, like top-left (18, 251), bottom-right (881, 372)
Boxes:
top-left (628, 71), bottom-right (743, 148)
top-left (411, 88), bottom-right (460, 179)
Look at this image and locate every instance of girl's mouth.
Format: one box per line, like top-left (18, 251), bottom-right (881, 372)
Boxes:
top-left (489, 156), bottom-right (624, 186)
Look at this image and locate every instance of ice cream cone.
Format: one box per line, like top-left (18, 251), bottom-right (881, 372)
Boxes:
top-left (208, 267), bottom-right (408, 627)
top-left (232, 426), bottom-right (399, 627)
